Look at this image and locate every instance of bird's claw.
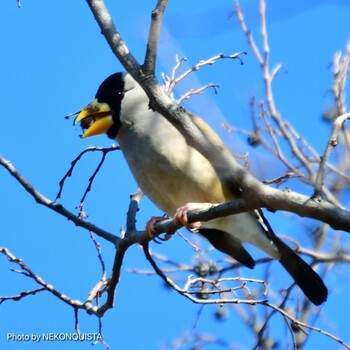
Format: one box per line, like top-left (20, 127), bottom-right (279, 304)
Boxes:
top-left (146, 216), bottom-right (173, 243)
top-left (156, 232), bottom-right (173, 242)
top-left (174, 202), bottom-right (212, 230)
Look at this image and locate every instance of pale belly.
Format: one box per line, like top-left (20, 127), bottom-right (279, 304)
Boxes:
top-left (120, 132), bottom-right (227, 216)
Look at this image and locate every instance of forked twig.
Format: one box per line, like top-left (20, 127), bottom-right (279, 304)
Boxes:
top-left (166, 52), bottom-right (246, 94)
top-left (55, 146), bottom-right (119, 202)
top-left (314, 113), bottom-right (350, 197)
top-left (0, 155), bottom-right (119, 244)
top-left (0, 247), bottom-right (85, 309)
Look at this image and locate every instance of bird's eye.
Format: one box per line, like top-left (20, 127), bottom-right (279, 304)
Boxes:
top-left (117, 91), bottom-right (124, 101)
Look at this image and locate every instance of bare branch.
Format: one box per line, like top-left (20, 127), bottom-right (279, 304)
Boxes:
top-left (76, 149), bottom-right (113, 218)
top-left (0, 287), bottom-right (46, 304)
top-left (87, 190), bottom-right (146, 317)
top-left (142, 242), bottom-right (267, 304)
top-left (235, 0), bottom-right (315, 178)
top-left (262, 172), bottom-right (298, 185)
top-left (142, 243), bottom-right (350, 348)
top-left (177, 83), bottom-right (220, 104)
top-left (333, 41), bottom-right (350, 116)
top-left (143, 0), bottom-right (169, 75)
top-left (0, 247), bottom-right (85, 309)
top-left (56, 145), bottom-right (119, 202)
top-left (150, 193), bottom-right (350, 236)
top-left (0, 155), bottom-right (120, 245)
top-left (82, 2), bottom-right (272, 213)
top-left (86, 0), bottom-right (142, 77)
top-left (234, 0), bottom-right (264, 64)
top-left (89, 242), bottom-right (127, 317)
top-left (125, 188), bottom-right (144, 234)
top-left (5, 3), bottom-right (350, 347)
top-left (285, 121), bottom-right (350, 182)
top-left (86, 231), bottom-right (108, 302)
top-left (314, 113), bottom-right (350, 197)
top-left (168, 52), bottom-right (246, 94)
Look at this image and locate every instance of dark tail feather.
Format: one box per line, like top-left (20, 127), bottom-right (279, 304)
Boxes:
top-left (273, 236), bottom-right (328, 305)
top-left (256, 209), bottom-right (327, 305)
top-left (199, 229), bottom-right (256, 269)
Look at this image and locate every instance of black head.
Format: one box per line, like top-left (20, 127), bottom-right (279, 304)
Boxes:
top-left (95, 72), bottom-right (126, 139)
top-left (74, 72), bottom-right (127, 139)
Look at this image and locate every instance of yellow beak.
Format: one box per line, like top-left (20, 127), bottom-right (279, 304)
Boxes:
top-left (74, 99), bottom-right (114, 138)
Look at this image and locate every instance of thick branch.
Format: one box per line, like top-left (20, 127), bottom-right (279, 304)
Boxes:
top-left (143, 0), bottom-right (169, 75)
top-left (86, 0), bottom-right (142, 77)
top-left (85, 1), bottom-right (350, 234)
top-left (151, 193), bottom-right (350, 235)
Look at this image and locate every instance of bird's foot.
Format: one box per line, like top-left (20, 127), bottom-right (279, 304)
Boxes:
top-left (174, 202), bottom-right (213, 231)
top-left (146, 216), bottom-right (172, 242)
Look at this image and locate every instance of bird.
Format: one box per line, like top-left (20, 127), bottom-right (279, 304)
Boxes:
top-left (74, 72), bottom-right (328, 305)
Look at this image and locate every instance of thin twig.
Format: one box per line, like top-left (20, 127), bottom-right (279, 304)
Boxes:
top-left (0, 287), bottom-right (46, 304)
top-left (168, 52), bottom-right (246, 94)
top-left (86, 232), bottom-right (108, 303)
top-left (0, 247), bottom-right (85, 309)
top-left (56, 146), bottom-right (119, 201)
top-left (285, 122), bottom-right (350, 181)
top-left (126, 188), bottom-right (144, 234)
top-left (235, 0), bottom-right (315, 177)
top-left (314, 113), bottom-right (350, 197)
top-left (234, 0), bottom-right (263, 64)
top-left (0, 155), bottom-right (120, 245)
top-left (77, 149), bottom-right (110, 218)
top-left (92, 318), bottom-right (110, 348)
top-left (177, 83), bottom-right (220, 104)
top-left (74, 308), bottom-right (80, 335)
top-left (142, 243), bottom-right (350, 348)
top-left (333, 41), bottom-right (350, 116)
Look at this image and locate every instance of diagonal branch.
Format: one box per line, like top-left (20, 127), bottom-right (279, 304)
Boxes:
top-left (177, 83), bottom-right (220, 104)
top-left (0, 287), bottom-right (46, 304)
top-left (0, 154), bottom-right (120, 245)
top-left (0, 247), bottom-right (86, 309)
top-left (86, 1), bottom-right (350, 235)
top-left (86, 0), bottom-right (142, 77)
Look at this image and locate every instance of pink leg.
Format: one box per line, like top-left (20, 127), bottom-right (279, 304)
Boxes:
top-left (174, 202), bottom-right (213, 230)
top-left (146, 216), bottom-right (172, 241)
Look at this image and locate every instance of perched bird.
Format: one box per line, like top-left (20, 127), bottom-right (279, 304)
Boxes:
top-left (74, 72), bottom-right (328, 305)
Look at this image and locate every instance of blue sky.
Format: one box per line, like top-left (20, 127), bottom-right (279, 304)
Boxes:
top-left (1, 1), bottom-right (350, 349)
